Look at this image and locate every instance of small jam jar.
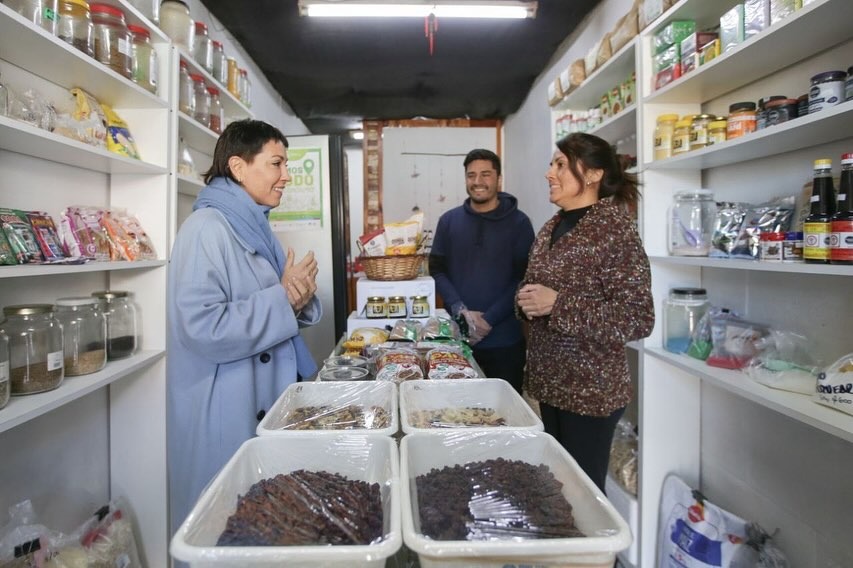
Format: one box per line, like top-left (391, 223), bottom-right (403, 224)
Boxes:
top-left (707, 119), bottom-right (728, 146)
top-left (672, 116), bottom-right (694, 156)
top-left (760, 232), bottom-right (785, 262)
top-left (653, 113), bottom-right (679, 161)
top-left (386, 296), bottom-right (406, 318)
top-left (410, 295), bottom-right (430, 318)
top-left (727, 102), bottom-right (757, 139)
top-left (689, 114), bottom-right (715, 151)
top-left (365, 296), bottom-right (386, 319)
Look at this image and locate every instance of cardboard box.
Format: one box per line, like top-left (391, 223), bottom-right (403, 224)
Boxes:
top-left (720, 4), bottom-right (746, 53)
top-left (770, 0), bottom-right (801, 25)
top-left (355, 276), bottom-right (435, 319)
top-left (680, 32), bottom-right (718, 74)
top-left (653, 19), bottom-right (695, 54)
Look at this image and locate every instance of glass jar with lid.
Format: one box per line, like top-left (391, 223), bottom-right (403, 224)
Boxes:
top-left (0, 305), bottom-right (64, 395)
top-left (91, 291), bottom-right (138, 360)
top-left (226, 56), bottom-right (239, 98)
top-left (190, 74), bottom-right (211, 128)
top-left (653, 113), bottom-right (678, 161)
top-left (57, 0), bottom-right (94, 57)
top-left (126, 0), bottom-right (158, 24)
top-left (211, 40), bottom-right (227, 84)
top-left (239, 68), bottom-right (251, 107)
top-left (668, 189), bottom-right (716, 256)
top-left (663, 288), bottom-right (710, 354)
top-left (5, 0), bottom-right (58, 34)
top-left (727, 102), bottom-right (757, 139)
top-left (387, 296), bottom-right (406, 318)
top-left (410, 295), bottom-right (430, 318)
top-left (54, 297), bottom-right (106, 376)
top-left (707, 119), bottom-right (727, 146)
top-left (0, 330), bottom-right (9, 409)
top-left (159, 0), bottom-right (193, 49)
top-left (192, 21), bottom-right (213, 73)
top-left (207, 86), bottom-right (224, 134)
top-left (689, 114), bottom-right (715, 151)
top-left (90, 3), bottom-right (132, 79)
top-left (128, 24), bottom-right (158, 94)
top-left (672, 116), bottom-right (694, 156)
top-left (365, 296), bottom-right (387, 319)
top-left (178, 60), bottom-right (195, 116)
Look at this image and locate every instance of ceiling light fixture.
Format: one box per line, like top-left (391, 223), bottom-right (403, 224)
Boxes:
top-left (298, 1), bottom-right (538, 19)
top-left (350, 130), bottom-right (365, 140)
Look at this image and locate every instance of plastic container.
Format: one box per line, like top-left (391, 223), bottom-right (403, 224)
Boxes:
top-left (54, 297), bottom-right (106, 376)
top-left (257, 381), bottom-right (398, 436)
top-left (5, 0), bottom-right (58, 34)
top-left (668, 189), bottom-right (716, 256)
top-left (400, 431), bottom-right (631, 567)
top-left (90, 3), bottom-right (132, 79)
top-left (707, 119), bottom-right (727, 146)
top-left (91, 291), bottom-right (137, 360)
top-left (663, 287), bottom-right (709, 354)
top-left (324, 354), bottom-right (368, 369)
top-left (399, 379), bottom-right (543, 434)
top-left (0, 305), bottom-right (64, 395)
top-left (192, 21), bottom-right (213, 73)
top-left (726, 101), bottom-right (756, 139)
top-left (809, 70), bottom-right (846, 114)
top-left (190, 73), bottom-right (210, 128)
top-left (207, 86), bottom-right (223, 134)
top-left (764, 97), bottom-right (798, 126)
top-left (57, 0), bottom-right (94, 57)
top-left (178, 60), bottom-right (195, 115)
top-left (0, 330), bottom-right (9, 409)
top-left (671, 117), bottom-right (693, 155)
top-left (159, 0), bottom-right (193, 49)
top-left (211, 40), bottom-right (227, 85)
top-left (318, 366), bottom-right (370, 382)
top-left (604, 474), bottom-right (638, 567)
top-left (128, 24), bottom-right (158, 94)
top-left (760, 231), bottom-right (784, 262)
top-left (170, 435), bottom-right (402, 567)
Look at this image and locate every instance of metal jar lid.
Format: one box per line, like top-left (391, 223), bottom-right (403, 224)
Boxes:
top-left (3, 304), bottom-right (55, 316)
top-left (670, 287), bottom-right (707, 299)
top-left (92, 291), bottom-right (130, 301)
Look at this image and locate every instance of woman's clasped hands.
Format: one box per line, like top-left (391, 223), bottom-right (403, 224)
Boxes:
top-left (517, 283), bottom-right (558, 320)
top-left (282, 247), bottom-right (318, 312)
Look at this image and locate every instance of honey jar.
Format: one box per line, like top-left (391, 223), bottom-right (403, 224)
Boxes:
top-left (365, 296), bottom-right (386, 319)
top-left (387, 296), bottom-right (406, 318)
top-left (410, 295), bottom-right (430, 318)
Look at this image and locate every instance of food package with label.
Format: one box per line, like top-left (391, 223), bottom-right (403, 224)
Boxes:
top-left (680, 32), bottom-right (718, 74)
top-left (547, 77), bottom-right (562, 107)
top-left (620, 72), bottom-right (636, 106)
top-left (567, 59), bottom-right (586, 90)
top-left (720, 4), bottom-right (746, 54)
top-left (653, 42), bottom-right (680, 73)
top-left (700, 39), bottom-right (722, 66)
top-left (100, 103), bottom-right (140, 160)
top-left (375, 347), bottom-right (424, 383)
top-left (608, 87), bottom-right (624, 116)
top-left (584, 37), bottom-right (602, 75)
top-left (26, 212), bottom-right (66, 262)
top-left (654, 63), bottom-right (682, 91)
top-left (744, 0), bottom-right (771, 39)
top-left (653, 19), bottom-right (694, 54)
top-left (770, 0), bottom-right (801, 25)
top-left (596, 32), bottom-right (613, 68)
top-left (608, 3), bottom-right (639, 54)
top-left (0, 208), bottom-right (44, 264)
top-left (814, 352), bottom-right (853, 416)
top-left (384, 211), bottom-right (423, 255)
top-left (639, 0), bottom-right (674, 30)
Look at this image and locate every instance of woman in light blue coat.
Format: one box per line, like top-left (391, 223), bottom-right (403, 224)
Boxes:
top-left (166, 119), bottom-right (321, 537)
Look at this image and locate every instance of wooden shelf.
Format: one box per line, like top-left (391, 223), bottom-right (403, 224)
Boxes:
top-left (646, 347), bottom-right (853, 443)
top-left (177, 47), bottom-right (253, 120)
top-left (0, 115), bottom-right (168, 174)
top-left (643, 100), bottom-right (853, 170)
top-left (649, 255), bottom-right (853, 276)
top-left (178, 112), bottom-right (219, 155)
top-left (644, 0), bottom-right (852, 105)
top-left (590, 104), bottom-right (636, 143)
top-left (554, 37), bottom-right (636, 111)
top-left (0, 260), bottom-right (166, 279)
top-left (0, 350), bottom-right (166, 434)
top-left (0, 4), bottom-right (169, 109)
top-left (177, 174), bottom-right (205, 197)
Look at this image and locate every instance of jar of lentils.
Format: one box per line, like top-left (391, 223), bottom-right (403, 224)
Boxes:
top-left (54, 297), bottom-right (107, 376)
top-left (0, 305), bottom-right (64, 395)
top-left (90, 3), bottom-right (132, 79)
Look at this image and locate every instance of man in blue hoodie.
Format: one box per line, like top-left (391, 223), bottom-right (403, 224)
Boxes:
top-left (428, 148), bottom-right (535, 393)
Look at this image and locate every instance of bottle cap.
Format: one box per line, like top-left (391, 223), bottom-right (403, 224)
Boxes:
top-left (814, 159), bottom-right (832, 168)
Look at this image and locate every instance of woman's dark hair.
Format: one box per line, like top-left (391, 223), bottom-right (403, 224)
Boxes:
top-left (555, 132), bottom-right (640, 208)
top-left (204, 119), bottom-right (289, 185)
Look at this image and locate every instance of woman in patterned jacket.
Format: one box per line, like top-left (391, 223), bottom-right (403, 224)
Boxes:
top-left (516, 132), bottom-right (654, 492)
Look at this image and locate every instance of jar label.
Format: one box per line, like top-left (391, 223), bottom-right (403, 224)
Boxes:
top-left (830, 222), bottom-right (853, 261)
top-left (0, 361), bottom-right (8, 382)
top-left (117, 37), bottom-right (131, 57)
top-left (43, 7), bottom-right (57, 22)
top-left (808, 81), bottom-right (844, 113)
top-left (804, 222), bottom-right (831, 259)
top-left (47, 350), bottom-right (63, 372)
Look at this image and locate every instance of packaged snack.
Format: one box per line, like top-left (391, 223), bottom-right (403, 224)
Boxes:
top-left (706, 312), bottom-right (769, 370)
top-left (69, 88), bottom-right (107, 147)
top-left (814, 352), bottom-right (853, 416)
top-left (596, 32), bottom-right (613, 68)
top-left (418, 315), bottom-right (460, 341)
top-left (568, 59), bottom-right (586, 90)
top-left (425, 346), bottom-right (477, 380)
top-left (100, 103), bottom-right (140, 160)
top-left (720, 4), bottom-right (746, 54)
top-left (680, 32), bottom-right (718, 74)
top-left (640, 0), bottom-right (674, 30)
top-left (114, 211), bottom-right (157, 260)
top-left (608, 4), bottom-right (639, 54)
top-left (770, 0), bottom-right (800, 25)
top-left (27, 211), bottom-right (67, 262)
top-left (384, 221), bottom-right (419, 255)
top-left (375, 348), bottom-right (424, 382)
top-left (729, 196), bottom-right (795, 259)
top-left (357, 229), bottom-right (386, 257)
top-left (0, 229), bottom-right (18, 265)
top-left (389, 319), bottom-right (422, 342)
top-left (61, 207), bottom-right (111, 261)
top-left (699, 39), bottom-right (722, 66)
top-left (0, 208), bottom-right (43, 263)
top-left (653, 43), bottom-right (680, 73)
top-left (710, 202), bottom-right (749, 257)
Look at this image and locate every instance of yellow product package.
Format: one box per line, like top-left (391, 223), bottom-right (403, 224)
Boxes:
top-left (100, 104), bottom-right (140, 160)
top-left (69, 88), bottom-right (107, 147)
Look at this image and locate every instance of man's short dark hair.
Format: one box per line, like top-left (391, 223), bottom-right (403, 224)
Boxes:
top-left (464, 149), bottom-right (501, 176)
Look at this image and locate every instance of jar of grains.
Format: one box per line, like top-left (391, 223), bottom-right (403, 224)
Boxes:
top-left (0, 305), bottom-right (64, 395)
top-left (178, 60), bottom-right (195, 115)
top-left (54, 297), bottom-right (107, 376)
top-left (57, 0), bottom-right (94, 57)
top-left (190, 73), bottom-right (211, 128)
top-left (90, 3), bottom-right (132, 79)
top-left (208, 86), bottom-right (224, 134)
top-left (91, 291), bottom-right (138, 360)
top-left (5, 0), bottom-right (58, 34)
top-left (192, 21), bottom-right (213, 73)
top-left (159, 0), bottom-right (193, 49)
top-left (211, 40), bottom-right (227, 84)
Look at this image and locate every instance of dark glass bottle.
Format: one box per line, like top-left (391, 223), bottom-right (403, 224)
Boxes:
top-left (830, 153), bottom-right (853, 264)
top-left (803, 159), bottom-right (836, 263)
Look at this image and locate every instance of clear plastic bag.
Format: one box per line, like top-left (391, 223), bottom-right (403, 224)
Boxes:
top-left (706, 311), bottom-right (769, 370)
top-left (73, 499), bottom-right (142, 568)
top-left (424, 346), bottom-right (477, 380)
top-left (0, 500), bottom-right (59, 567)
top-left (608, 419), bottom-right (638, 496)
top-left (744, 331), bottom-right (821, 394)
top-left (814, 352), bottom-right (853, 416)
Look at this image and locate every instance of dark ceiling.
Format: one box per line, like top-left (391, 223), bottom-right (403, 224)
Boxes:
top-left (200, 1), bottom-right (601, 135)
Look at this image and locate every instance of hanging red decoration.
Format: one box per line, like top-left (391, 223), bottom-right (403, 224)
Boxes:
top-left (424, 12), bottom-right (437, 55)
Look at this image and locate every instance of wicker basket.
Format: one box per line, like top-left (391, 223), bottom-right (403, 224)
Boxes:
top-left (359, 254), bottom-right (424, 281)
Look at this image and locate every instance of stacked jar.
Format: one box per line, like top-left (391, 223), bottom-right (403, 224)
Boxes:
top-left (57, 0), bottom-right (94, 57)
top-left (178, 60), bottom-right (195, 116)
top-left (0, 305), bottom-right (64, 395)
top-left (91, 291), bottom-right (138, 360)
top-left (128, 24), bottom-right (158, 94)
top-left (208, 86), bottom-right (224, 134)
top-left (190, 74), bottom-right (211, 128)
top-left (6, 0), bottom-right (58, 34)
top-left (159, 0), bottom-right (193, 50)
top-left (90, 3), bottom-right (132, 79)
top-left (211, 40), bottom-right (227, 85)
top-left (54, 297), bottom-right (106, 376)
top-left (193, 21), bottom-right (213, 73)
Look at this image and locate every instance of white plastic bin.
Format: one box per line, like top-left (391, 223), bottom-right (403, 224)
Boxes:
top-left (170, 435), bottom-right (401, 567)
top-left (257, 381), bottom-right (398, 436)
top-left (399, 379), bottom-right (542, 434)
top-left (605, 474), bottom-right (638, 567)
top-left (400, 431), bottom-right (631, 567)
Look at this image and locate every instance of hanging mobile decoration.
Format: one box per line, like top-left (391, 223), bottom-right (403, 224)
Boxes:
top-left (425, 12), bottom-right (438, 55)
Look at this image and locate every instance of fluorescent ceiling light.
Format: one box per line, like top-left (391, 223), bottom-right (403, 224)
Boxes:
top-left (350, 130), bottom-right (365, 140)
top-left (299, 1), bottom-right (537, 19)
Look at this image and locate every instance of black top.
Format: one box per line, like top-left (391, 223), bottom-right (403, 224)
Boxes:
top-left (550, 205), bottom-right (592, 247)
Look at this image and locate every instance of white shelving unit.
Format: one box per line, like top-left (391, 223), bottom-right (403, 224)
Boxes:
top-left (0, 2), bottom-right (173, 564)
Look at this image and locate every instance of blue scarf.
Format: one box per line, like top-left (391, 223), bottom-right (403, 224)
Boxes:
top-left (194, 176), bottom-right (317, 378)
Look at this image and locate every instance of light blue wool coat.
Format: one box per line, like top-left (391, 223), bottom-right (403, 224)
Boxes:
top-left (166, 207), bottom-right (321, 535)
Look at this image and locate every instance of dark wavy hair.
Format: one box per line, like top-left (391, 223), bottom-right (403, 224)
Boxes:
top-left (204, 119), bottom-right (289, 185)
top-left (463, 148), bottom-right (501, 176)
top-left (555, 132), bottom-right (640, 208)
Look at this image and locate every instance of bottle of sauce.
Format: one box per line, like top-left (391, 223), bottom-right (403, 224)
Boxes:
top-left (804, 158), bottom-right (836, 263)
top-left (830, 153), bottom-right (853, 264)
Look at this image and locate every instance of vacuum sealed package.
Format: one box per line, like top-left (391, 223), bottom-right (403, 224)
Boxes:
top-left (814, 352), bottom-right (853, 416)
top-left (710, 202), bottom-right (748, 258)
top-left (609, 418), bottom-right (638, 496)
top-left (729, 196), bottom-right (795, 260)
top-left (744, 331), bottom-right (821, 394)
top-left (375, 347), bottom-right (424, 383)
top-left (424, 346), bottom-right (477, 380)
top-left (706, 312), bottom-right (769, 370)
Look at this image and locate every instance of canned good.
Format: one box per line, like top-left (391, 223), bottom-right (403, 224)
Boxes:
top-left (386, 296), bottom-right (406, 318)
top-left (809, 70), bottom-right (846, 114)
top-left (365, 296), bottom-right (386, 319)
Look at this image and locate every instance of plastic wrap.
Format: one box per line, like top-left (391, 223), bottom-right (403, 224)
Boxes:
top-left (608, 419), bottom-right (638, 496)
top-left (706, 312), bottom-right (769, 370)
top-left (687, 307), bottom-right (735, 361)
top-left (729, 196), bottom-right (795, 260)
top-left (418, 315), bottom-right (460, 341)
top-left (423, 346), bottom-right (477, 380)
top-left (744, 331), bottom-right (821, 394)
top-left (0, 501), bottom-right (59, 567)
top-left (814, 352), bottom-right (853, 416)
top-left (375, 348), bottom-right (424, 383)
top-left (170, 435), bottom-right (401, 567)
top-left (257, 381), bottom-right (398, 436)
top-left (399, 379), bottom-right (542, 434)
top-left (400, 431), bottom-right (630, 566)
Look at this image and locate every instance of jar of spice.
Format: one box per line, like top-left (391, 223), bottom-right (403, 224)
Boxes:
top-left (190, 73), bottom-right (210, 128)
top-left (727, 102), bottom-right (756, 140)
top-left (208, 86), bottom-right (223, 134)
top-left (192, 21), bottom-right (213, 73)
top-left (760, 232), bottom-right (784, 261)
top-left (663, 288), bottom-right (709, 354)
top-left (91, 291), bottom-right (138, 360)
top-left (410, 295), bottom-right (430, 318)
top-left (54, 297), bottom-right (106, 376)
top-left (5, 0), bottom-right (58, 34)
top-left (387, 296), bottom-right (406, 318)
top-left (226, 57), bottom-right (239, 98)
top-left (178, 60), bottom-right (195, 116)
top-left (365, 296), bottom-right (387, 319)
top-left (0, 330), bottom-right (9, 409)
top-left (128, 24), bottom-right (158, 94)
top-left (689, 114), bottom-right (714, 151)
top-left (672, 116), bottom-right (694, 156)
top-left (159, 0), bottom-right (193, 50)
top-left (90, 3), bottom-right (132, 79)
top-left (707, 119), bottom-right (727, 146)
top-left (0, 305), bottom-right (64, 395)
top-left (211, 40), bottom-right (227, 85)
top-left (654, 114), bottom-right (678, 160)
top-left (57, 0), bottom-right (94, 57)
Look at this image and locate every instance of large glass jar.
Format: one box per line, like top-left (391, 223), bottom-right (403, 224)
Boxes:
top-left (5, 0), bottom-right (58, 34)
top-left (190, 73), bottom-right (210, 128)
top-left (0, 305), bottom-right (64, 395)
top-left (126, 0), bottom-right (157, 24)
top-left (128, 24), bottom-right (158, 94)
top-left (54, 297), bottom-right (106, 376)
top-left (192, 21), bottom-right (213, 73)
top-left (90, 3), bottom-right (132, 79)
top-left (653, 113), bottom-right (678, 161)
top-left (57, 0), bottom-right (94, 57)
top-left (91, 291), bottom-right (137, 360)
top-left (211, 40), bottom-right (227, 85)
top-left (663, 288), bottom-right (709, 354)
top-left (208, 86), bottom-right (223, 134)
top-left (178, 60), bottom-right (195, 115)
top-left (0, 330), bottom-right (9, 409)
top-left (159, 0), bottom-right (193, 50)
top-left (668, 189), bottom-right (716, 256)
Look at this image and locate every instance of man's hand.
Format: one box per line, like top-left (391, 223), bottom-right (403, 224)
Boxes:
top-left (517, 283), bottom-right (557, 320)
top-left (466, 311), bottom-right (491, 345)
top-left (282, 248), bottom-right (318, 312)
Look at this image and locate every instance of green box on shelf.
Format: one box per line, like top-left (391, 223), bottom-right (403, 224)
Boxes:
top-left (653, 43), bottom-right (681, 73)
top-left (653, 20), bottom-right (695, 54)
